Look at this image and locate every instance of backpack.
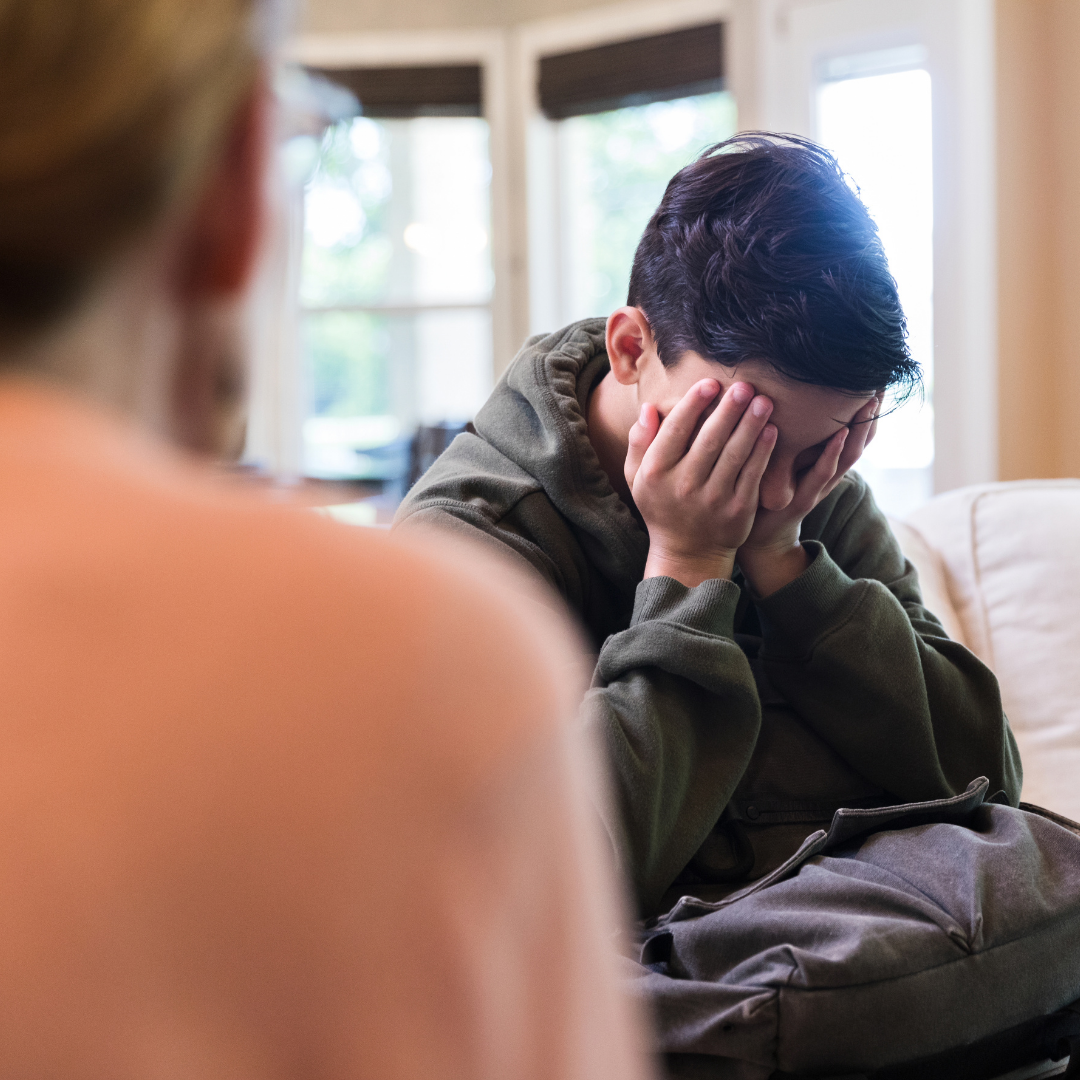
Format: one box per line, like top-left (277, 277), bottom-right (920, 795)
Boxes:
top-left (632, 779), bottom-right (1080, 1080)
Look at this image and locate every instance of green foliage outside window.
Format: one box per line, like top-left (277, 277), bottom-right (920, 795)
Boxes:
top-left (563, 92), bottom-right (737, 318)
top-left (301, 117), bottom-right (398, 419)
top-left (303, 312), bottom-right (392, 419)
top-left (301, 119), bottom-right (396, 310)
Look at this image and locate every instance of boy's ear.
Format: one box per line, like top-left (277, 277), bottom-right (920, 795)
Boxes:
top-left (606, 307), bottom-right (657, 385)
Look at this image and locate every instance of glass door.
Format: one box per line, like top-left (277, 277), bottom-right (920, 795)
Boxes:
top-left (816, 49), bottom-right (934, 516)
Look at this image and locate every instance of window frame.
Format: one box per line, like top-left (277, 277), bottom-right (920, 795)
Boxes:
top-left (749, 0), bottom-right (998, 493)
top-left (246, 29), bottom-right (513, 477)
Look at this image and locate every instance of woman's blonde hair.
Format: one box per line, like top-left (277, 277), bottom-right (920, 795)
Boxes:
top-left (0, 0), bottom-right (269, 336)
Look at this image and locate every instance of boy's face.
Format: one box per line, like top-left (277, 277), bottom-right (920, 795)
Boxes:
top-left (640, 350), bottom-right (879, 512)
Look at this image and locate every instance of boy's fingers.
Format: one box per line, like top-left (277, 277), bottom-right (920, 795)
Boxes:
top-left (797, 426), bottom-right (849, 507)
top-left (683, 382), bottom-right (758, 484)
top-left (836, 396), bottom-right (880, 475)
top-left (863, 414), bottom-right (879, 450)
top-left (835, 427), bottom-right (865, 477)
top-left (703, 393), bottom-right (773, 489)
top-left (644, 379), bottom-right (722, 471)
top-left (625, 402), bottom-right (660, 488)
top-left (733, 423), bottom-right (777, 502)
top-left (861, 393), bottom-right (884, 452)
top-left (864, 393), bottom-right (881, 447)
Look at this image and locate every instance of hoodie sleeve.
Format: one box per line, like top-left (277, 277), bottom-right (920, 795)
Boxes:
top-left (583, 575), bottom-right (763, 916)
top-left (398, 476), bottom-right (766, 916)
top-left (755, 474), bottom-right (1022, 809)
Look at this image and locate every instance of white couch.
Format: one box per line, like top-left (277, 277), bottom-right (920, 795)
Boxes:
top-left (891, 479), bottom-right (1080, 821)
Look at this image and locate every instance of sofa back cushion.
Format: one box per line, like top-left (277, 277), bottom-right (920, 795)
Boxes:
top-left (887, 516), bottom-right (969, 648)
top-left (904, 480), bottom-right (1080, 820)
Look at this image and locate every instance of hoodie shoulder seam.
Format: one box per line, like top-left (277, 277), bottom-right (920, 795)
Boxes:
top-left (399, 489), bottom-right (553, 533)
top-left (398, 493), bottom-right (572, 595)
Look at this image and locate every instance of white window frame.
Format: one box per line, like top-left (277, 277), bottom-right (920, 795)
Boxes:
top-left (247, 29), bottom-right (513, 476)
top-left (244, 162), bottom-right (307, 477)
top-left (748, 0), bottom-right (998, 493)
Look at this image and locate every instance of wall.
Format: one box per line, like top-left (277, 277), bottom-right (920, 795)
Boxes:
top-left (997, 0), bottom-right (1080, 480)
top-left (301, 0), bottom-right (618, 33)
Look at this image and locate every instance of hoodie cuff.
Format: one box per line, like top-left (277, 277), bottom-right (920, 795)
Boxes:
top-left (630, 574), bottom-right (741, 639)
top-left (753, 540), bottom-right (866, 659)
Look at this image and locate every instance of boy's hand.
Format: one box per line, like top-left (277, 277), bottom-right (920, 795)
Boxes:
top-left (737, 394), bottom-right (881, 597)
top-left (625, 379), bottom-right (777, 588)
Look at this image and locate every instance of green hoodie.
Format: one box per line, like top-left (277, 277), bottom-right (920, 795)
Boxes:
top-left (394, 319), bottom-right (1022, 915)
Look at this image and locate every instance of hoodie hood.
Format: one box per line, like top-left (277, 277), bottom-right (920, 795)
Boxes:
top-left (472, 318), bottom-right (649, 595)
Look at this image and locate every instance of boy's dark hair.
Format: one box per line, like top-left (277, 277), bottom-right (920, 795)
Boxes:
top-left (627, 132), bottom-right (919, 398)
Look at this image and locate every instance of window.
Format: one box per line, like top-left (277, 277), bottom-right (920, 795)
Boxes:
top-left (536, 24), bottom-right (734, 325)
top-left (815, 49), bottom-right (934, 517)
top-left (555, 92), bottom-right (737, 321)
top-left (298, 67), bottom-right (493, 489)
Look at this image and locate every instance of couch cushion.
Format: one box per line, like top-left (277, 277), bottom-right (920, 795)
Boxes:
top-left (887, 516), bottom-right (969, 648)
top-left (906, 480), bottom-right (1080, 819)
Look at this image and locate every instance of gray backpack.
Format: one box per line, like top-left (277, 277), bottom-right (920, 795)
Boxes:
top-left (632, 778), bottom-right (1080, 1079)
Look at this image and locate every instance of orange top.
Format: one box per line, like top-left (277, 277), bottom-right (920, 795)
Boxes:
top-left (0, 380), bottom-right (652, 1080)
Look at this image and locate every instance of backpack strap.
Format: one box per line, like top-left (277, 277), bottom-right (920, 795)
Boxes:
top-left (821, 777), bottom-right (991, 852)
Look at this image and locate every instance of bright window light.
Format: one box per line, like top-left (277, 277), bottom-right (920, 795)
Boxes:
top-left (817, 64), bottom-right (934, 517)
top-left (558, 92), bottom-right (737, 322)
top-left (300, 116), bottom-right (493, 484)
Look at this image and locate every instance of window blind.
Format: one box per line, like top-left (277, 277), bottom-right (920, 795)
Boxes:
top-left (538, 23), bottom-right (724, 120)
top-left (309, 65), bottom-right (483, 118)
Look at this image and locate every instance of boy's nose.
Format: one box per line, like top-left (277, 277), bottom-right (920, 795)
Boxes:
top-left (758, 465), bottom-right (796, 512)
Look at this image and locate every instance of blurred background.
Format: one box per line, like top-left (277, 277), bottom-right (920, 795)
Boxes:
top-left (244, 0), bottom-right (1079, 521)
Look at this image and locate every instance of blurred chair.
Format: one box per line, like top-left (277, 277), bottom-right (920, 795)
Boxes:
top-left (407, 421), bottom-right (469, 491)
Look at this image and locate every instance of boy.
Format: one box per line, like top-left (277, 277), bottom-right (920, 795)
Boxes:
top-left (395, 133), bottom-right (1020, 917)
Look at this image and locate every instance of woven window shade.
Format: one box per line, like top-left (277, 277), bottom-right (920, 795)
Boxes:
top-left (310, 65), bottom-right (483, 119)
top-left (538, 23), bottom-right (724, 120)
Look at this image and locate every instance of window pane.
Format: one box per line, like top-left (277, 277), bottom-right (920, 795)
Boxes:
top-left (817, 67), bottom-right (934, 517)
top-left (299, 113), bottom-right (494, 488)
top-left (302, 309), bottom-right (492, 481)
top-left (302, 115), bottom-right (493, 307)
top-left (305, 310), bottom-right (391, 420)
top-left (414, 309), bottom-right (493, 426)
top-left (558, 92), bottom-right (737, 321)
